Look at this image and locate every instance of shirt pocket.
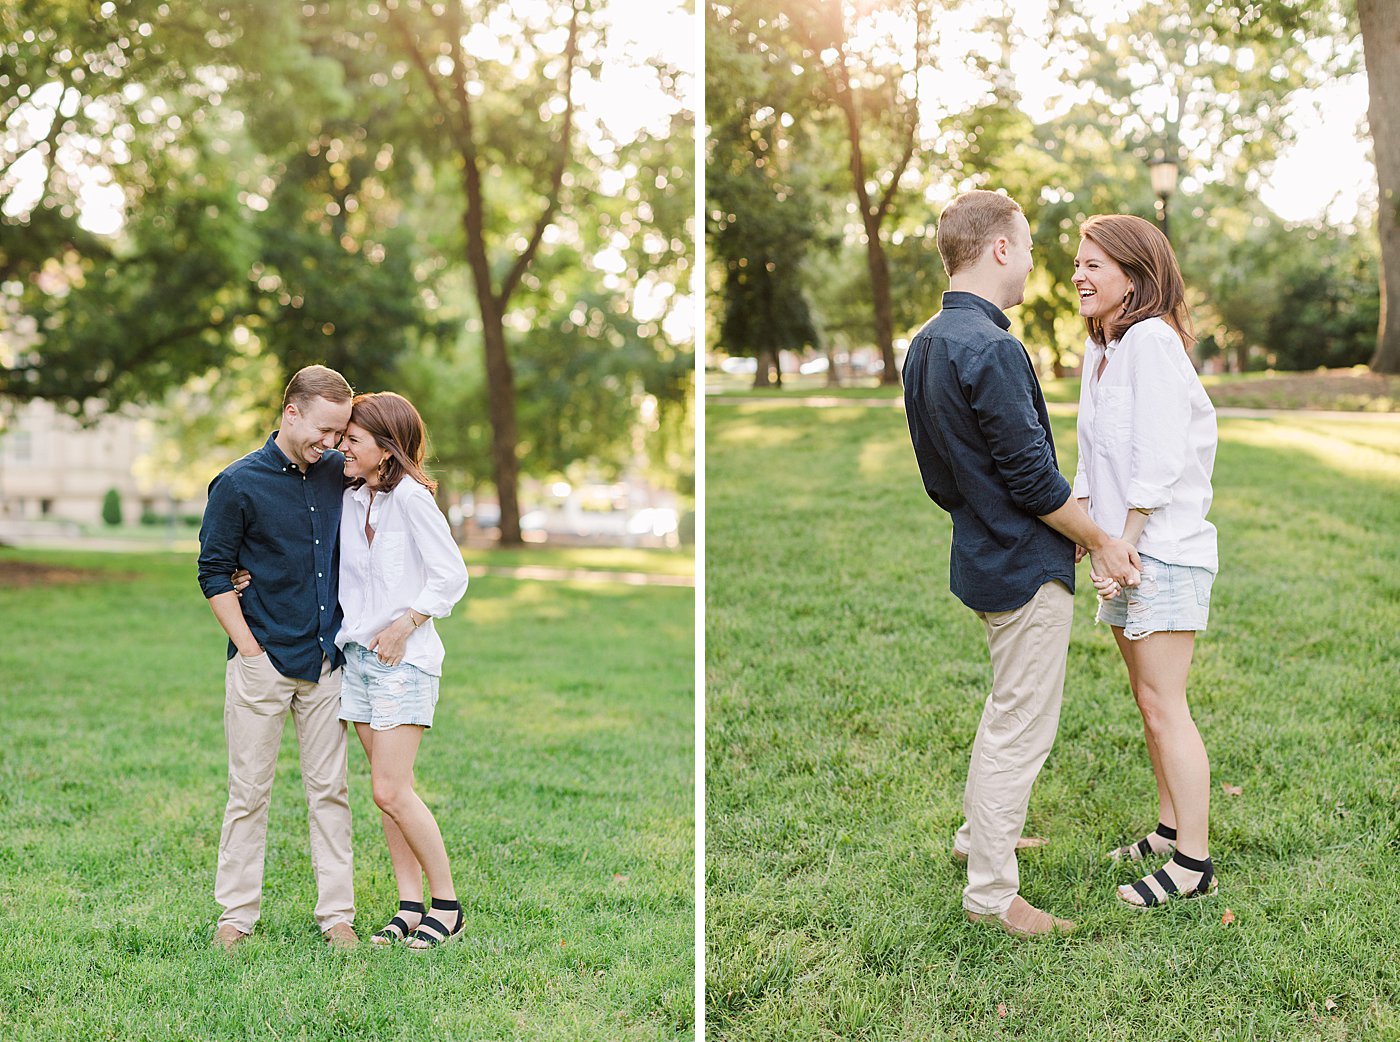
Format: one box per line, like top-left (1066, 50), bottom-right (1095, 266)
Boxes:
top-left (372, 531), bottom-right (408, 582)
top-left (1094, 385), bottom-right (1133, 438)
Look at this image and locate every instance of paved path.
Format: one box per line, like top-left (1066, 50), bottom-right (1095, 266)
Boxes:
top-left (471, 565), bottom-right (694, 588)
top-left (0, 539), bottom-right (694, 587)
top-left (707, 395), bottom-right (1400, 422)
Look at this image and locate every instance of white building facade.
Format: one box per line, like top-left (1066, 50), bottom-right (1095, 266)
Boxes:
top-left (0, 399), bottom-right (203, 527)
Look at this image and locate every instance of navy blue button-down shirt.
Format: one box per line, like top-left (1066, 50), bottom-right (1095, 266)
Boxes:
top-left (197, 432), bottom-right (346, 681)
top-left (903, 291), bottom-right (1075, 613)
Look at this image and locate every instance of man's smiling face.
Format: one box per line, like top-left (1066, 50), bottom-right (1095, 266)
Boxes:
top-left (281, 396), bottom-right (351, 467)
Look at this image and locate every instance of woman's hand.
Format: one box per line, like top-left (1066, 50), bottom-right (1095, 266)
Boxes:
top-left (369, 614), bottom-right (417, 666)
top-left (1090, 569), bottom-right (1122, 600)
top-left (1075, 544), bottom-right (1088, 564)
top-left (232, 568), bottom-right (252, 595)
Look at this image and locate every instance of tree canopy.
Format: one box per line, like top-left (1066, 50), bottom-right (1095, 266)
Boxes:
top-left (706, 0), bottom-right (1382, 379)
top-left (1, 0), bottom-right (694, 539)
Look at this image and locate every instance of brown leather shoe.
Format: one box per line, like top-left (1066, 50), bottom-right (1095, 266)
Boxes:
top-left (323, 922), bottom-right (359, 950)
top-left (213, 924), bottom-right (249, 952)
top-left (965, 896), bottom-right (1075, 937)
top-left (952, 835), bottom-right (1048, 865)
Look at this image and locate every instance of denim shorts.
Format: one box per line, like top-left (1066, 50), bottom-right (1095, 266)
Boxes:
top-left (339, 642), bottom-right (440, 730)
top-left (1096, 553), bottom-right (1214, 641)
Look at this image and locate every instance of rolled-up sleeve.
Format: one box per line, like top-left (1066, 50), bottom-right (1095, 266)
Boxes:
top-left (965, 341), bottom-right (1071, 516)
top-left (197, 472), bottom-right (246, 598)
top-left (1071, 458), bottom-right (1089, 500)
top-left (1127, 332), bottom-right (1190, 510)
top-left (403, 487), bottom-right (469, 618)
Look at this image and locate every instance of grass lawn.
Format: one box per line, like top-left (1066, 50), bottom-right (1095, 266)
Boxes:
top-left (705, 401), bottom-right (1400, 1041)
top-left (0, 550), bottom-right (693, 1041)
top-left (706, 367), bottom-right (1400, 413)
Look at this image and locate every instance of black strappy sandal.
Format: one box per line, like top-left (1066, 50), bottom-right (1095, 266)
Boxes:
top-left (1107, 822), bottom-right (1177, 862)
top-left (406, 898), bottom-right (464, 950)
top-left (371, 900), bottom-right (425, 946)
top-left (1118, 851), bottom-right (1217, 907)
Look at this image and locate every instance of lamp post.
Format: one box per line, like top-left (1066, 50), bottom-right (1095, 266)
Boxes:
top-left (1148, 152), bottom-right (1180, 242)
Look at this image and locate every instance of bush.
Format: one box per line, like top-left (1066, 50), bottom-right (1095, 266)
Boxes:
top-left (101, 488), bottom-right (122, 527)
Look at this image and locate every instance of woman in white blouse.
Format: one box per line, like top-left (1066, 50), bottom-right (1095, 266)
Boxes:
top-left (335, 391), bottom-right (470, 947)
top-left (1070, 214), bottom-right (1219, 908)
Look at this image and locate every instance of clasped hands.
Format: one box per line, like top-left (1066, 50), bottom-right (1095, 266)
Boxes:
top-left (229, 566), bottom-right (414, 665)
top-left (1074, 539), bottom-right (1140, 601)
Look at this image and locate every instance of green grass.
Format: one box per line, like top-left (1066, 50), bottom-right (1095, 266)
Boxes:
top-left (1045, 371), bottom-right (1400, 412)
top-left (1200, 369), bottom-right (1400, 413)
top-left (707, 368), bottom-right (1400, 412)
top-left (0, 550), bottom-right (693, 1041)
top-left (705, 401), bottom-right (1400, 1041)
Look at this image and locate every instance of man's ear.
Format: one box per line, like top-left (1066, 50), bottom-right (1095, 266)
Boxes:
top-left (990, 236), bottom-right (1010, 266)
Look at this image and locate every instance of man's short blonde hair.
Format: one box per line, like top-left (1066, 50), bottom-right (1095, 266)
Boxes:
top-left (281, 365), bottom-right (353, 413)
top-left (935, 190), bottom-right (1025, 277)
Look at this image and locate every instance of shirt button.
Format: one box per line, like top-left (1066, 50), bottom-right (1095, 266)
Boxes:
top-left (310, 507), bottom-right (316, 512)
top-left (315, 539), bottom-right (320, 545)
top-left (318, 572), bottom-right (323, 578)
top-left (320, 605), bottom-right (325, 611)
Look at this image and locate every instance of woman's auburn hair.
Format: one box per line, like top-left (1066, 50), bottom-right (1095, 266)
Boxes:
top-left (349, 391), bottom-right (438, 495)
top-left (1080, 214), bottom-right (1196, 350)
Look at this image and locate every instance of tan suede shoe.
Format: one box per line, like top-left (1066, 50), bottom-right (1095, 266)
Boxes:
top-left (952, 835), bottom-right (1048, 865)
top-left (323, 922), bottom-right (359, 950)
top-left (213, 924), bottom-right (249, 952)
top-left (965, 896), bottom-right (1075, 938)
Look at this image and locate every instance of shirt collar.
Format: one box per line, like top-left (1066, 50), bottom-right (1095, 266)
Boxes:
top-left (940, 291), bottom-right (1011, 331)
top-left (347, 481), bottom-right (390, 505)
top-left (263, 430), bottom-right (344, 475)
top-left (1085, 336), bottom-right (1118, 367)
top-left (261, 431), bottom-right (301, 473)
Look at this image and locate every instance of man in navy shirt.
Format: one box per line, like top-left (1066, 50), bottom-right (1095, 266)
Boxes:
top-left (197, 365), bottom-right (358, 951)
top-left (904, 191), bottom-right (1140, 937)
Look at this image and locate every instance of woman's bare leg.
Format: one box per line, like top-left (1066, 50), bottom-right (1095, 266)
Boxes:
top-left (1112, 628), bottom-right (1176, 833)
top-left (361, 723), bottom-right (456, 905)
top-left (1116, 630), bottom-right (1213, 903)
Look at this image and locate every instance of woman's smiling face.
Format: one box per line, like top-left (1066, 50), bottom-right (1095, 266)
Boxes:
top-left (1072, 237), bottom-right (1133, 323)
top-left (341, 422), bottom-right (387, 485)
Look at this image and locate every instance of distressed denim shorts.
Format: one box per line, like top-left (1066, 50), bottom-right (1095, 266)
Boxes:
top-left (339, 642), bottom-right (440, 730)
top-left (1096, 553), bottom-right (1214, 641)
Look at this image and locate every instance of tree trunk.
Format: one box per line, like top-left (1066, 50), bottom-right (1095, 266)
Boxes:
top-left (1360, 0), bottom-right (1400, 373)
top-left (862, 218), bottom-right (900, 385)
top-left (479, 310), bottom-right (523, 546)
top-left (461, 184), bottom-right (523, 546)
top-left (752, 351), bottom-right (773, 388)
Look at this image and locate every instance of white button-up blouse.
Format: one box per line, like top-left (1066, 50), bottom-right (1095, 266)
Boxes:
top-left (1072, 316), bottom-right (1219, 573)
top-left (334, 477), bottom-right (470, 676)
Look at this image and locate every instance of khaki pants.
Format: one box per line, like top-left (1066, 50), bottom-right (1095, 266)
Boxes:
top-left (216, 652), bottom-right (354, 933)
top-left (955, 581), bottom-right (1074, 916)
